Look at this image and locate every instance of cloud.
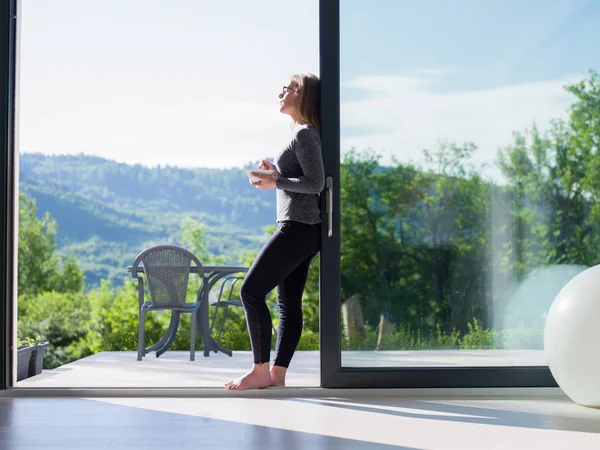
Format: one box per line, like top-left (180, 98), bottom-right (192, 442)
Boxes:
top-left (19, 60), bottom-right (582, 175)
top-left (19, 90), bottom-right (295, 169)
top-left (341, 71), bottom-right (582, 179)
top-left (17, 0), bottom-right (320, 169)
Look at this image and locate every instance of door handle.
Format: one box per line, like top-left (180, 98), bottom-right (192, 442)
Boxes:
top-left (326, 176), bottom-right (333, 237)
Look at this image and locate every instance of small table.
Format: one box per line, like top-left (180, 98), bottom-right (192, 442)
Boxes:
top-left (128, 265), bottom-right (249, 357)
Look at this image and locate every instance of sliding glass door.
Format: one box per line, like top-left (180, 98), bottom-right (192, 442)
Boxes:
top-left (321, 0), bottom-right (600, 388)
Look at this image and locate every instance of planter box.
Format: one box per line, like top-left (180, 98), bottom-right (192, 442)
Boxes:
top-left (16, 342), bottom-right (49, 381)
top-left (31, 342), bottom-right (49, 376)
top-left (16, 346), bottom-right (35, 381)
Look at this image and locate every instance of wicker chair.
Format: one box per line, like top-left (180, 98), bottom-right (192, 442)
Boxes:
top-left (131, 245), bottom-right (204, 361)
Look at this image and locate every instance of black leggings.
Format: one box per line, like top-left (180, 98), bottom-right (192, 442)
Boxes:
top-left (240, 220), bottom-right (320, 367)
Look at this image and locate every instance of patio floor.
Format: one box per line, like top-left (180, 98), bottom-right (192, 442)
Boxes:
top-left (15, 350), bottom-right (547, 388)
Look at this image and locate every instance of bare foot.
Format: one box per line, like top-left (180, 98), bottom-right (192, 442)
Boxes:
top-left (270, 365), bottom-right (287, 387)
top-left (225, 365), bottom-right (271, 391)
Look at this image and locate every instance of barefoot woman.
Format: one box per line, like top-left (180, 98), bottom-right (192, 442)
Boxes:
top-left (225, 73), bottom-right (324, 390)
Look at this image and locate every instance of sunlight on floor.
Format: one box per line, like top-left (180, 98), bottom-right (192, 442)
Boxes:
top-left (88, 395), bottom-right (600, 449)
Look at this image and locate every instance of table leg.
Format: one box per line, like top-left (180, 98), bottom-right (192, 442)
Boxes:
top-left (146, 310), bottom-right (177, 354)
top-left (156, 312), bottom-right (180, 357)
top-left (198, 274), bottom-right (233, 357)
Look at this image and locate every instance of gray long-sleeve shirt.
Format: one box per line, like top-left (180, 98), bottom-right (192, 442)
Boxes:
top-left (274, 125), bottom-right (325, 225)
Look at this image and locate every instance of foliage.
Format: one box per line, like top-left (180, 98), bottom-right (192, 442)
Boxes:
top-left (497, 70), bottom-right (600, 274)
top-left (459, 318), bottom-right (496, 349)
top-left (19, 154), bottom-right (275, 287)
top-left (18, 193), bottom-right (84, 296)
top-left (296, 330), bottom-right (320, 351)
top-left (17, 336), bottom-right (41, 348)
top-left (341, 318), bottom-right (540, 352)
top-left (18, 291), bottom-right (92, 368)
top-left (330, 70), bottom-right (600, 350)
top-left (338, 143), bottom-right (493, 338)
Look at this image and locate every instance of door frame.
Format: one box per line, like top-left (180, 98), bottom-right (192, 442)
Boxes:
top-left (1, 0), bottom-right (18, 391)
top-left (317, 0), bottom-right (556, 389)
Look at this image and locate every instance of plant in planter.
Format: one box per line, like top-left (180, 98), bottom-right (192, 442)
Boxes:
top-left (17, 336), bottom-right (49, 381)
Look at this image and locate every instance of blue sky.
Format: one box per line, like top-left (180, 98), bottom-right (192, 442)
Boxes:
top-left (341, 0), bottom-right (598, 89)
top-left (339, 0), bottom-right (599, 179)
top-left (18, 0), bottom-right (599, 178)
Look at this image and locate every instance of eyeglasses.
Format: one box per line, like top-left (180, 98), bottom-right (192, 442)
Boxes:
top-left (282, 85), bottom-right (297, 93)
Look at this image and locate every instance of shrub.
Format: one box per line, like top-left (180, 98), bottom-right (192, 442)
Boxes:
top-left (460, 318), bottom-right (496, 349)
top-left (498, 323), bottom-right (544, 349)
top-left (85, 280), bottom-right (171, 353)
top-left (297, 330), bottom-right (319, 350)
top-left (18, 291), bottom-right (92, 368)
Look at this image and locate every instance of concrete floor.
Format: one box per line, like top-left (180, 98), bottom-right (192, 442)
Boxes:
top-left (2, 392), bottom-right (600, 449)
top-left (15, 350), bottom-right (547, 389)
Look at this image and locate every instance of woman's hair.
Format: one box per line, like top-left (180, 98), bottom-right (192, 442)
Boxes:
top-left (290, 73), bottom-right (321, 132)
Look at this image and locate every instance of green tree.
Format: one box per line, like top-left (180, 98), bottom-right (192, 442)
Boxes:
top-left (340, 149), bottom-right (423, 324)
top-left (413, 143), bottom-right (493, 333)
top-left (18, 291), bottom-right (92, 368)
top-left (498, 70), bottom-right (600, 277)
top-left (18, 192), bottom-right (84, 296)
top-left (339, 145), bottom-right (492, 338)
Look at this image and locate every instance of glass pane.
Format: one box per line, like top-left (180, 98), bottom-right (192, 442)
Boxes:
top-left (340, 0), bottom-right (600, 367)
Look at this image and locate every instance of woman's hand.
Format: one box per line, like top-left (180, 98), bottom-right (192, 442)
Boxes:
top-left (251, 159), bottom-right (277, 189)
top-left (251, 172), bottom-right (277, 190)
top-left (258, 160), bottom-right (275, 170)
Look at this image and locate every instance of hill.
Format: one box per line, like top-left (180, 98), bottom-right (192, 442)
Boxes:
top-left (19, 153), bottom-right (276, 287)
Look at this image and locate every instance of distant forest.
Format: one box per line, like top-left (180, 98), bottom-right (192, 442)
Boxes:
top-left (19, 153), bottom-right (276, 286)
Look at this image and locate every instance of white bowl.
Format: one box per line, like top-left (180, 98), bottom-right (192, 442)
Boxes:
top-left (244, 169), bottom-right (274, 182)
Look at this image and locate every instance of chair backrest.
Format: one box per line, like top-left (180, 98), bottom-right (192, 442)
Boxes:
top-left (132, 245), bottom-right (203, 308)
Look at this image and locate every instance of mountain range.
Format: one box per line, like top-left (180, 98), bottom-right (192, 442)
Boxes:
top-left (19, 153), bottom-right (276, 287)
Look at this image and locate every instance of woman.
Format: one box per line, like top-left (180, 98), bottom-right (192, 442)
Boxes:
top-left (225, 73), bottom-right (324, 390)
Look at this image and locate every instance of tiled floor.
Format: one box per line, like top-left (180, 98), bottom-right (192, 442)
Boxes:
top-left (1, 392), bottom-right (600, 449)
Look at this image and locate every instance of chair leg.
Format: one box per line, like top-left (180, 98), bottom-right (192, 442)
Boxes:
top-left (137, 309), bottom-right (146, 361)
top-left (190, 311), bottom-right (197, 361)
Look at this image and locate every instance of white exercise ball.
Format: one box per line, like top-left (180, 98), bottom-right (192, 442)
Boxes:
top-left (544, 264), bottom-right (600, 407)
